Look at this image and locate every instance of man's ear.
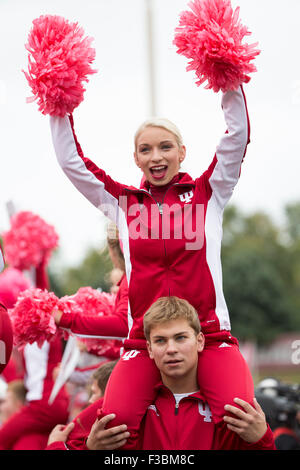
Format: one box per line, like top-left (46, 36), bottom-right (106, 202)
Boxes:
top-left (197, 332), bottom-right (205, 354)
top-left (147, 340), bottom-right (154, 359)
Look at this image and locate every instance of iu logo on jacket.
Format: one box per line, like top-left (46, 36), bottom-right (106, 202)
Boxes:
top-left (179, 190), bottom-right (194, 204)
top-left (122, 350), bottom-right (141, 361)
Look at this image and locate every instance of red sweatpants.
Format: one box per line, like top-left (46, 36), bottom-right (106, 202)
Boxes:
top-left (102, 334), bottom-right (254, 450)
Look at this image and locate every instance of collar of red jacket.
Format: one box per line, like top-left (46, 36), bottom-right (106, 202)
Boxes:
top-left (154, 381), bottom-right (205, 402)
top-left (141, 172), bottom-right (195, 191)
top-left (124, 172), bottom-right (196, 193)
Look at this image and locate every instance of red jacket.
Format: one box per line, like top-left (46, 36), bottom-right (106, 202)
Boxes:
top-left (50, 87), bottom-right (250, 348)
top-left (141, 384), bottom-right (276, 451)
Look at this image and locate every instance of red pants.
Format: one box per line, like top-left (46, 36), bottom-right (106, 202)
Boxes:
top-left (102, 334), bottom-right (254, 450)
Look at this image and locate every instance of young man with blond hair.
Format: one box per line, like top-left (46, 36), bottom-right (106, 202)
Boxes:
top-left (141, 296), bottom-right (276, 450)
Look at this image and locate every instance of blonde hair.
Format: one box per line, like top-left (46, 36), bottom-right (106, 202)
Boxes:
top-left (143, 296), bottom-right (201, 341)
top-left (134, 118), bottom-right (184, 152)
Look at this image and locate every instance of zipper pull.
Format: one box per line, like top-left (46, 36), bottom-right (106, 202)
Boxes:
top-left (175, 402), bottom-right (179, 415)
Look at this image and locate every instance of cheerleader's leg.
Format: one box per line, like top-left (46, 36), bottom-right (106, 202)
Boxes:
top-left (101, 349), bottom-right (161, 450)
top-left (197, 336), bottom-right (254, 424)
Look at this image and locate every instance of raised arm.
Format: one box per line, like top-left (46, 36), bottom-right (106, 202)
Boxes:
top-left (50, 114), bottom-right (126, 224)
top-left (205, 86), bottom-right (250, 210)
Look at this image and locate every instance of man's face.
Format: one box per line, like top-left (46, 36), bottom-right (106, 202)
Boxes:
top-left (89, 380), bottom-right (103, 404)
top-left (147, 319), bottom-right (204, 384)
top-left (0, 391), bottom-right (22, 423)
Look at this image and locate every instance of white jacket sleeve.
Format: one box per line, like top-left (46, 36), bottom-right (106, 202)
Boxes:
top-left (49, 114), bottom-right (125, 223)
top-left (208, 86), bottom-right (250, 210)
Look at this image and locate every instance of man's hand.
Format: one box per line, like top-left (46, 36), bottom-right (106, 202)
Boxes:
top-left (223, 397), bottom-right (267, 443)
top-left (47, 422), bottom-right (75, 446)
top-left (86, 414), bottom-right (130, 450)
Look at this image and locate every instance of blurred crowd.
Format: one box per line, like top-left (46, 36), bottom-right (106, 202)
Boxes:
top-left (0, 223), bottom-right (126, 450)
top-left (0, 221), bottom-right (300, 450)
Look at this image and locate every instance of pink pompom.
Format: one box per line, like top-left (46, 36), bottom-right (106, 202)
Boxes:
top-left (65, 287), bottom-right (121, 357)
top-left (2, 211), bottom-right (59, 271)
top-left (0, 267), bottom-right (31, 309)
top-left (71, 287), bottom-right (116, 317)
top-left (173, 0), bottom-right (260, 92)
top-left (24, 15), bottom-right (97, 116)
top-left (9, 288), bottom-right (59, 348)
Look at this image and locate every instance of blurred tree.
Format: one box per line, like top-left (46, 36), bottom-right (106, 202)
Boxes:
top-left (222, 207), bottom-right (299, 345)
top-left (284, 202), bottom-right (300, 315)
top-left (285, 202), bottom-right (300, 244)
top-left (49, 245), bottom-right (113, 296)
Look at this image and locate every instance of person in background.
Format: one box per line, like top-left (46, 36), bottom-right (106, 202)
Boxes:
top-left (0, 253), bottom-right (69, 450)
top-left (0, 380), bottom-right (27, 425)
top-left (46, 359), bottom-right (119, 450)
top-left (88, 360), bottom-right (119, 405)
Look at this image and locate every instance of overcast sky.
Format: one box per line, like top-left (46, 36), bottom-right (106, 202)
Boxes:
top-left (1, 0), bottom-right (300, 268)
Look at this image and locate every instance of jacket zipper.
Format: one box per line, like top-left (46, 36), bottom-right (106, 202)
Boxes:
top-left (160, 183), bottom-right (194, 296)
top-left (174, 395), bottom-right (202, 415)
top-left (125, 183), bottom-right (195, 298)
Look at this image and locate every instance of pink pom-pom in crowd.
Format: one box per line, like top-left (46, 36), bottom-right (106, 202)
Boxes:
top-left (66, 287), bottom-right (121, 358)
top-left (9, 288), bottom-right (59, 348)
top-left (2, 211), bottom-right (59, 271)
top-left (8, 285), bottom-right (119, 354)
top-left (173, 0), bottom-right (260, 92)
top-left (71, 287), bottom-right (116, 317)
top-left (0, 267), bottom-right (31, 309)
top-left (24, 15), bottom-right (97, 116)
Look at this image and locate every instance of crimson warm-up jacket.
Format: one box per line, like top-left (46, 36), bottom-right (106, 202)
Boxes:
top-left (141, 384), bottom-right (276, 451)
top-left (50, 86), bottom-right (250, 348)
